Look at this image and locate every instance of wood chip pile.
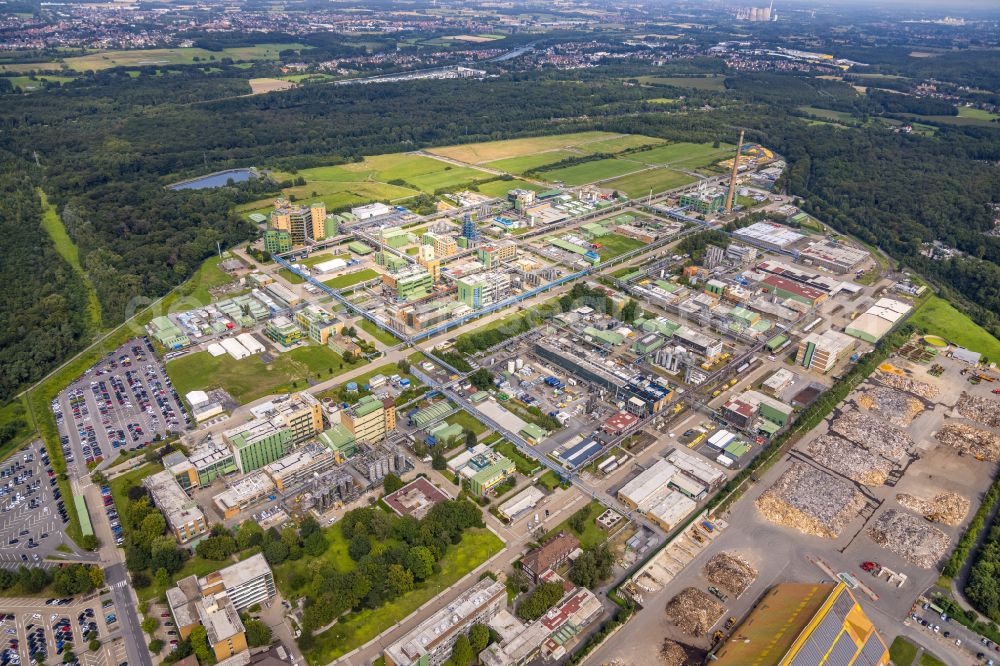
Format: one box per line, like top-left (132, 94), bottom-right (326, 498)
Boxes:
top-left (660, 639), bottom-right (688, 666)
top-left (876, 371), bottom-right (940, 400)
top-left (896, 491), bottom-right (969, 525)
top-left (703, 552), bottom-right (758, 597)
top-left (829, 410), bottom-right (913, 462)
top-left (665, 588), bottom-right (726, 637)
top-left (855, 386), bottom-right (924, 426)
top-left (956, 392), bottom-right (1000, 429)
top-left (866, 509), bottom-right (950, 568)
top-left (755, 462), bottom-right (867, 538)
top-left (806, 435), bottom-right (895, 485)
top-left (936, 422), bottom-right (1000, 461)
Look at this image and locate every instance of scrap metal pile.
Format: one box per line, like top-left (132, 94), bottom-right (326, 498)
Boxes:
top-left (866, 509), bottom-right (950, 568)
top-left (665, 588), bottom-right (725, 638)
top-left (875, 370), bottom-right (940, 400)
top-left (805, 435), bottom-right (895, 485)
top-left (703, 552), bottom-right (758, 597)
top-left (956, 392), bottom-right (1000, 429)
top-left (829, 410), bottom-right (914, 462)
top-left (755, 462), bottom-right (867, 538)
top-left (936, 422), bottom-right (1000, 461)
top-left (896, 491), bottom-right (969, 525)
top-left (855, 386), bottom-right (925, 427)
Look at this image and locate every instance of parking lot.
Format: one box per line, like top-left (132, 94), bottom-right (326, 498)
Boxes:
top-left (53, 338), bottom-right (188, 473)
top-left (0, 444), bottom-right (72, 571)
top-left (0, 594), bottom-right (124, 666)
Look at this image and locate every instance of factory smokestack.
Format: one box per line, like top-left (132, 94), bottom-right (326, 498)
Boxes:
top-left (725, 129), bottom-right (745, 214)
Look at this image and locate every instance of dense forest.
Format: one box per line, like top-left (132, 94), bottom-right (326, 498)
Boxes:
top-left (2, 62), bottom-right (1000, 404)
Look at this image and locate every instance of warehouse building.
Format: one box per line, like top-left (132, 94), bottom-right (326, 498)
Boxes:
top-left (845, 298), bottom-right (911, 343)
top-left (733, 221), bottom-right (806, 252)
top-left (618, 460), bottom-right (678, 509)
top-left (498, 486), bottom-right (545, 521)
top-left (796, 329), bottom-right (855, 373)
top-left (143, 471), bottom-right (209, 544)
top-left (351, 202), bottom-right (391, 220)
top-left (149, 316), bottom-right (191, 350)
top-left (665, 447), bottom-right (726, 490)
top-left (798, 239), bottom-right (869, 274)
top-left (617, 460), bottom-right (698, 530)
top-left (760, 275), bottom-right (828, 307)
top-left (713, 582), bottom-right (889, 666)
top-left (384, 578), bottom-right (507, 666)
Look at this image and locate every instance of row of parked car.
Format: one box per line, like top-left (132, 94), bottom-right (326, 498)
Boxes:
top-left (101, 486), bottom-right (122, 546)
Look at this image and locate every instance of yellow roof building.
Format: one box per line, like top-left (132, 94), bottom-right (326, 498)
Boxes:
top-left (713, 582), bottom-right (889, 666)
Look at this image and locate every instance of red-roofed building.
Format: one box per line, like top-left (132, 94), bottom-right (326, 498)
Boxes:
top-left (603, 411), bottom-right (639, 436)
top-left (760, 275), bottom-right (828, 306)
top-left (722, 398), bottom-right (755, 429)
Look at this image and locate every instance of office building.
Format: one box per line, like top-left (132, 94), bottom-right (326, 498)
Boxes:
top-left (384, 578), bottom-right (507, 666)
top-left (796, 329), bottom-right (855, 373)
top-left (270, 200), bottom-right (327, 246)
top-left (295, 305), bottom-right (342, 345)
top-left (458, 450), bottom-right (515, 496)
top-left (262, 229), bottom-right (292, 255)
top-left (456, 272), bottom-right (512, 309)
top-left (264, 316), bottom-right (302, 346)
top-left (423, 232), bottom-right (458, 258)
top-left (143, 471), bottom-right (209, 544)
top-left (223, 420), bottom-right (293, 474)
top-left (476, 241), bottom-right (517, 268)
top-left (712, 582), bottom-right (889, 666)
top-left (167, 555), bottom-right (277, 661)
top-left (726, 243), bottom-right (758, 265)
top-left (342, 395), bottom-right (396, 444)
top-left (521, 532), bottom-right (580, 583)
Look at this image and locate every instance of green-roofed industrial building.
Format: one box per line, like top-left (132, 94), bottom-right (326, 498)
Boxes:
top-left (428, 422), bottom-right (463, 446)
top-left (583, 326), bottom-right (624, 347)
top-left (519, 423), bottom-right (548, 445)
top-left (318, 424), bottom-right (357, 460)
top-left (348, 241), bottom-right (373, 255)
top-left (149, 316), bottom-right (191, 350)
top-left (461, 451), bottom-right (515, 496)
top-left (410, 401), bottom-right (453, 428)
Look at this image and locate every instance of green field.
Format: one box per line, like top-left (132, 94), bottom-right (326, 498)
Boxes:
top-left (428, 131), bottom-right (624, 164)
top-left (578, 134), bottom-right (665, 154)
top-left (323, 268), bottom-right (379, 290)
top-left (278, 268), bottom-right (305, 284)
top-left (628, 141), bottom-right (734, 167)
top-left (62, 43), bottom-right (308, 71)
top-left (910, 295), bottom-right (1000, 361)
top-left (544, 500), bottom-right (607, 548)
top-left (0, 398), bottom-right (35, 462)
top-left (638, 75), bottom-right (727, 91)
top-left (358, 318), bottom-right (401, 345)
top-left (273, 522), bottom-right (355, 587)
top-left (495, 440), bottom-right (541, 475)
top-left (957, 106), bottom-right (1000, 121)
top-left (303, 528), bottom-right (503, 665)
top-left (889, 636), bottom-right (919, 666)
top-left (167, 344), bottom-right (347, 404)
top-left (446, 409), bottom-right (488, 437)
top-left (178, 255), bottom-right (240, 305)
top-left (537, 470), bottom-right (563, 491)
top-left (474, 178), bottom-right (546, 197)
top-left (537, 158), bottom-right (644, 186)
top-left (5, 75), bottom-right (75, 90)
top-left (483, 150), bottom-right (579, 175)
top-left (38, 189), bottom-right (102, 328)
top-left (798, 106), bottom-right (856, 123)
top-left (602, 168), bottom-right (696, 198)
top-left (595, 232), bottom-right (647, 260)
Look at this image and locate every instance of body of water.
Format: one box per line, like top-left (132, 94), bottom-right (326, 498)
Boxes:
top-left (169, 168), bottom-right (255, 190)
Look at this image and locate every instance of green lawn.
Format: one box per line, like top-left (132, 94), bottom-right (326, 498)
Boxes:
top-left (910, 295), bottom-right (1000, 361)
top-left (0, 398), bottom-right (35, 461)
top-left (273, 522), bottom-right (355, 593)
top-left (448, 410), bottom-right (488, 436)
top-left (544, 500), bottom-right (607, 548)
top-left (537, 470), bottom-right (563, 491)
top-left (958, 106), bottom-right (1000, 121)
top-left (6, 75), bottom-right (75, 90)
top-left (484, 151), bottom-right (578, 175)
top-left (38, 189), bottom-right (102, 328)
top-left (302, 528), bottom-right (503, 665)
top-left (595, 232), bottom-right (646, 260)
top-left (167, 344), bottom-right (347, 404)
top-left (358, 318), bottom-right (402, 345)
top-left (889, 636), bottom-right (918, 666)
top-left (919, 654), bottom-right (946, 666)
top-left (627, 142), bottom-right (733, 167)
top-left (323, 268), bottom-right (379, 290)
top-left (537, 158), bottom-right (644, 186)
top-left (578, 134), bottom-right (665, 154)
top-left (494, 441), bottom-right (541, 475)
top-left (601, 168), bottom-right (695, 198)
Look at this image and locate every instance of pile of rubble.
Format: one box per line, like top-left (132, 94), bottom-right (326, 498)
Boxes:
top-left (660, 640), bottom-right (688, 666)
top-left (806, 435), bottom-right (894, 485)
top-left (896, 491), bottom-right (969, 525)
top-left (665, 588), bottom-right (725, 638)
top-left (829, 410), bottom-right (914, 462)
top-left (876, 370), bottom-right (940, 400)
top-left (855, 386), bottom-right (924, 426)
top-left (936, 422), bottom-right (1000, 461)
top-left (756, 462), bottom-right (867, 539)
top-left (703, 552), bottom-right (758, 597)
top-left (956, 392), bottom-right (1000, 429)
top-left (866, 509), bottom-right (950, 568)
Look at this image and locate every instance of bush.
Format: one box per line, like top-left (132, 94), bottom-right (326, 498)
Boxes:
top-left (517, 581), bottom-right (564, 621)
top-left (148, 639), bottom-right (164, 653)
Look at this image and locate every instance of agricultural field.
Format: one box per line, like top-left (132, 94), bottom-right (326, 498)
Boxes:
top-left (4, 74), bottom-right (75, 90)
top-left (628, 141), bottom-right (734, 168)
top-left (0, 62), bottom-right (63, 73)
top-left (798, 106), bottom-right (857, 123)
top-left (166, 344), bottom-right (348, 404)
top-left (248, 77), bottom-right (296, 94)
top-left (638, 75), bottom-right (728, 91)
top-left (536, 157), bottom-right (644, 186)
top-left (484, 150), bottom-right (579, 175)
top-left (602, 167), bottom-right (696, 198)
top-left (427, 131), bottom-right (624, 164)
top-left (910, 295), bottom-right (1000, 361)
top-left (577, 134), bottom-right (665, 154)
top-left (474, 178), bottom-right (547, 198)
top-left (957, 106), bottom-right (999, 121)
top-left (61, 43), bottom-right (308, 71)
